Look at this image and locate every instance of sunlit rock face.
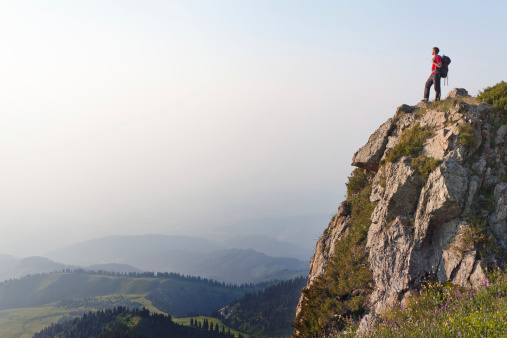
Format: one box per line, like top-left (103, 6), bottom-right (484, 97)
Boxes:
top-left (294, 88), bottom-right (507, 337)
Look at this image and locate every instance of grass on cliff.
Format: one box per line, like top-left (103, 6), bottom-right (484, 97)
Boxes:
top-left (458, 124), bottom-right (476, 148)
top-left (383, 123), bottom-right (433, 164)
top-left (342, 266), bottom-right (507, 337)
top-left (428, 98), bottom-right (469, 112)
top-left (411, 155), bottom-right (441, 179)
top-left (294, 168), bottom-right (375, 337)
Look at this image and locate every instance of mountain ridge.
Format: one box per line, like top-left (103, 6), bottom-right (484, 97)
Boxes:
top-left (41, 234), bottom-right (309, 283)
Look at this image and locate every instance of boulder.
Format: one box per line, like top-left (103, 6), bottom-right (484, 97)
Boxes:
top-left (446, 88), bottom-right (470, 99)
top-left (352, 119), bottom-right (394, 171)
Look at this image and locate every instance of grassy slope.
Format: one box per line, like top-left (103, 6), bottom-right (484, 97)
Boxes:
top-left (0, 306), bottom-right (69, 338)
top-left (0, 294), bottom-right (162, 338)
top-left (0, 273), bottom-right (253, 337)
top-left (0, 273), bottom-right (248, 310)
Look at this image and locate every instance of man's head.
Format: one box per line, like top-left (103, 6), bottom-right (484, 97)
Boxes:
top-left (432, 47), bottom-right (440, 55)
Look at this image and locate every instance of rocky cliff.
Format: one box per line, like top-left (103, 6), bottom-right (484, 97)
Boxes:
top-left (293, 88), bottom-right (507, 337)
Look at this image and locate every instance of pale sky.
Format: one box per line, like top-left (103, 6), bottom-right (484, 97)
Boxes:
top-left (1, 1), bottom-right (506, 256)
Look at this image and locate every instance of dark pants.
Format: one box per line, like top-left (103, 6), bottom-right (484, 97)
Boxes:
top-left (424, 73), bottom-right (441, 101)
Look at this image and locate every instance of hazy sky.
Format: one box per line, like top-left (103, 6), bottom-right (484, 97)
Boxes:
top-left (1, 1), bottom-right (506, 256)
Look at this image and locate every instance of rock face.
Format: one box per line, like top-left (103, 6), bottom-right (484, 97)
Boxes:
top-left (352, 119), bottom-right (394, 171)
top-left (294, 90), bottom-right (507, 337)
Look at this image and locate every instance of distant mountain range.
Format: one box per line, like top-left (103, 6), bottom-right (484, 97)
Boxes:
top-left (0, 255), bottom-right (142, 283)
top-left (41, 234), bottom-right (309, 283)
top-left (0, 256), bottom-right (69, 282)
top-left (0, 234), bottom-right (309, 284)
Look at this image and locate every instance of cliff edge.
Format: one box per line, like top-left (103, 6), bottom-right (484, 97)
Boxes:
top-left (293, 87), bottom-right (507, 337)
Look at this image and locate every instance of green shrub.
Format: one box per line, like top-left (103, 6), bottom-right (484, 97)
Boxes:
top-left (384, 124), bottom-right (433, 163)
top-left (346, 168), bottom-right (371, 199)
top-left (478, 184), bottom-right (496, 213)
top-left (411, 155), bottom-right (441, 180)
top-left (294, 170), bottom-right (375, 337)
top-left (457, 124), bottom-right (476, 148)
top-left (477, 81), bottom-right (507, 114)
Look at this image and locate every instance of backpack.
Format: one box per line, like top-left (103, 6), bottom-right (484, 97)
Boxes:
top-left (440, 55), bottom-right (451, 78)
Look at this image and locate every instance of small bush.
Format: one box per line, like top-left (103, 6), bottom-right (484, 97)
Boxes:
top-left (346, 168), bottom-right (371, 200)
top-left (477, 81), bottom-right (507, 114)
top-left (457, 124), bottom-right (476, 148)
top-left (411, 155), bottom-right (441, 180)
top-left (478, 184), bottom-right (496, 213)
top-left (384, 124), bottom-right (433, 163)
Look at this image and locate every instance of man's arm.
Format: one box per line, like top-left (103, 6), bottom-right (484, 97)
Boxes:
top-left (433, 56), bottom-right (442, 68)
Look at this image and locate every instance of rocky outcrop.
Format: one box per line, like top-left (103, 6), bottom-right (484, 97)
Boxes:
top-left (352, 119), bottom-right (394, 171)
top-left (295, 89), bottom-right (507, 337)
top-left (446, 88), bottom-right (471, 99)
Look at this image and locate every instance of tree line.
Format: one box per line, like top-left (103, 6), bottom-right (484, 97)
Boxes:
top-left (213, 276), bottom-right (308, 336)
top-left (34, 307), bottom-right (239, 338)
top-left (0, 269), bottom-right (276, 290)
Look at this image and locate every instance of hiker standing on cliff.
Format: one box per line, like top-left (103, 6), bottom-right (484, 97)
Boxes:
top-left (422, 47), bottom-right (442, 102)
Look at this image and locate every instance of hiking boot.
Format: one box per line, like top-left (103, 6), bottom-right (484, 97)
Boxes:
top-left (421, 98), bottom-right (428, 103)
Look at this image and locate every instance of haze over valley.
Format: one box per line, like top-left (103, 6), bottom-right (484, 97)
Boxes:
top-left (1, 1), bottom-right (506, 337)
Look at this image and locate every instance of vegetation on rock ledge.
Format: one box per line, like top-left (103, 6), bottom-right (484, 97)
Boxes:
top-left (384, 123), bottom-right (433, 164)
top-left (294, 168), bottom-right (375, 336)
top-left (411, 155), bottom-right (442, 179)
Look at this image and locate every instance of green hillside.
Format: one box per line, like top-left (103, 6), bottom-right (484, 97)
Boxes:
top-left (214, 276), bottom-right (307, 337)
top-left (0, 271), bottom-right (262, 337)
top-left (0, 271), bottom-right (257, 314)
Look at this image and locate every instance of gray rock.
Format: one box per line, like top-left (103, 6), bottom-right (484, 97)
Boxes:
top-left (443, 146), bottom-right (465, 164)
top-left (446, 88), bottom-right (470, 99)
top-left (368, 158), bottom-right (423, 247)
top-left (414, 161), bottom-right (470, 246)
top-left (469, 261), bottom-right (487, 288)
top-left (395, 113), bottom-right (418, 131)
top-left (419, 110), bottom-right (448, 128)
top-left (453, 251), bottom-right (477, 287)
top-left (465, 176), bottom-right (482, 212)
top-left (396, 104), bottom-right (416, 115)
top-left (356, 314), bottom-right (379, 337)
top-left (496, 125), bottom-right (507, 147)
top-left (352, 119), bottom-right (394, 171)
top-left (369, 217), bottom-right (412, 314)
top-left (490, 183), bottom-right (507, 249)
